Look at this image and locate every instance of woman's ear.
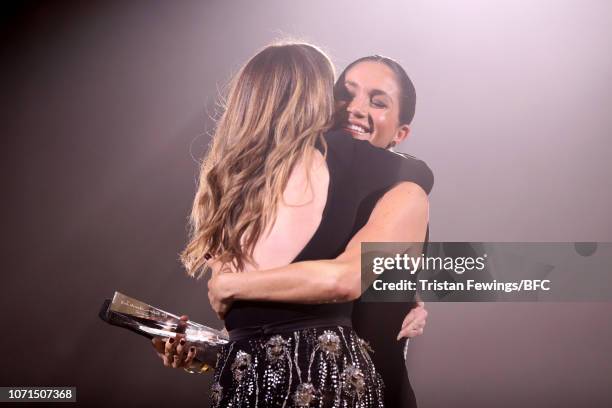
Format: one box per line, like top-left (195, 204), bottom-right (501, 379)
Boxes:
top-left (393, 124), bottom-right (411, 145)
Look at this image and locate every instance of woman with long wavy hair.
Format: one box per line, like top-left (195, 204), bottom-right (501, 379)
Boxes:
top-left (161, 42), bottom-right (431, 407)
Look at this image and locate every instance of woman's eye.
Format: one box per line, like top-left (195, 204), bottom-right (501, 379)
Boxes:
top-left (336, 87), bottom-right (353, 101)
top-left (371, 100), bottom-right (387, 108)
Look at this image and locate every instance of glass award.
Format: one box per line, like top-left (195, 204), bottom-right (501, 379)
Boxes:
top-left (99, 291), bottom-right (229, 367)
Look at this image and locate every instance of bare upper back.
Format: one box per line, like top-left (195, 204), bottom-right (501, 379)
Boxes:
top-left (243, 148), bottom-right (329, 272)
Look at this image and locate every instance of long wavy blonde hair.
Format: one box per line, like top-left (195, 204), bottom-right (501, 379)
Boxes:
top-left (181, 42), bottom-right (335, 278)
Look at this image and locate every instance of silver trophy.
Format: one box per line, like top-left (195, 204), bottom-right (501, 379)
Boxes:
top-left (99, 291), bottom-right (229, 369)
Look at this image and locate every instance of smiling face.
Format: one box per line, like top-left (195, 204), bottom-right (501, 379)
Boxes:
top-left (334, 60), bottom-right (411, 148)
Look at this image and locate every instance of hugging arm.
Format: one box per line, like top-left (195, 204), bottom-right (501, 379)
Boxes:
top-left (208, 181), bottom-right (429, 312)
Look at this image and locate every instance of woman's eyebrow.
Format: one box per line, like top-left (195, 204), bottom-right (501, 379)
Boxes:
top-left (370, 89), bottom-right (390, 99)
top-left (345, 80), bottom-right (359, 89)
top-left (345, 81), bottom-right (391, 100)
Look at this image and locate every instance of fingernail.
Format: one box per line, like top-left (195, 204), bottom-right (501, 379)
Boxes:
top-left (169, 337), bottom-right (175, 343)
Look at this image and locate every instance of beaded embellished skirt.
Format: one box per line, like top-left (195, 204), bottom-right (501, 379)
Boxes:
top-left (210, 326), bottom-right (385, 407)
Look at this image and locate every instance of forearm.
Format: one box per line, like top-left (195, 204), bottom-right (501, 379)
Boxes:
top-left (224, 258), bottom-right (357, 304)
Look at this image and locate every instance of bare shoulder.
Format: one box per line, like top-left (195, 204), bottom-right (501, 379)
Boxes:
top-left (388, 181), bottom-right (428, 198)
top-left (287, 148), bottom-right (328, 183)
top-left (364, 181), bottom-right (429, 232)
top-left (310, 147), bottom-right (328, 172)
top-left (283, 148), bottom-right (329, 204)
top-left (379, 181), bottom-right (429, 211)
top-left (342, 180), bottom-right (430, 256)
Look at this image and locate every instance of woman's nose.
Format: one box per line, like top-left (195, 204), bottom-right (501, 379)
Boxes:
top-left (347, 98), bottom-right (367, 118)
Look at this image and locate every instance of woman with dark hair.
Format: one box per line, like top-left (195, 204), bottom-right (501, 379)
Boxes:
top-left (157, 47), bottom-right (432, 407)
top-left (334, 55), bottom-right (428, 408)
top-left (333, 55), bottom-right (417, 148)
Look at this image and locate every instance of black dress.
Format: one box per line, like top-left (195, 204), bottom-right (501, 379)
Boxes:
top-left (211, 130), bottom-right (434, 407)
top-left (352, 151), bottom-right (432, 408)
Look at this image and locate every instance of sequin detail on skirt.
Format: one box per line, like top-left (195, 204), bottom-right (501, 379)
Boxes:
top-left (317, 330), bottom-right (342, 359)
top-left (210, 326), bottom-right (385, 407)
top-left (266, 335), bottom-right (288, 365)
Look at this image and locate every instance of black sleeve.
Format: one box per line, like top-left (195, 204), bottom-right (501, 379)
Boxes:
top-left (329, 131), bottom-right (434, 194)
top-left (397, 153), bottom-right (434, 195)
top-left (323, 129), bottom-right (434, 241)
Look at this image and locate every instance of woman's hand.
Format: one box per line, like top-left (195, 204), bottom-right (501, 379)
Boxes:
top-left (151, 315), bottom-right (198, 368)
top-left (207, 263), bottom-right (235, 320)
top-left (396, 301), bottom-right (428, 340)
